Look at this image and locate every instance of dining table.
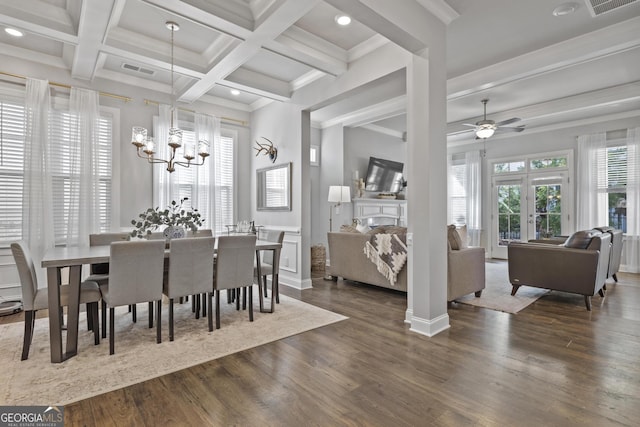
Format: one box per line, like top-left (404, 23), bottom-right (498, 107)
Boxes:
top-left (41, 238), bottom-right (281, 363)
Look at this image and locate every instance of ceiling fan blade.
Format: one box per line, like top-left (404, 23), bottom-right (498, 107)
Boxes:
top-left (496, 117), bottom-right (521, 126)
top-left (497, 125), bottom-right (526, 133)
top-left (462, 123), bottom-right (477, 127)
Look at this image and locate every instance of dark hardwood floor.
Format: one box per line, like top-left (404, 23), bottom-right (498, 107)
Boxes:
top-left (4, 267), bottom-right (640, 426)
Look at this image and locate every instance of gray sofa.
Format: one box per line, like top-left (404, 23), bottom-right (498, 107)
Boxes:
top-left (327, 231), bottom-right (407, 292)
top-left (508, 229), bottom-right (611, 310)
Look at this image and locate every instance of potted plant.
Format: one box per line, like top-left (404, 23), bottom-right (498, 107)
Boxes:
top-left (130, 198), bottom-right (204, 239)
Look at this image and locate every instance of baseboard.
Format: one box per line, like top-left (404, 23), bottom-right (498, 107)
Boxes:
top-left (280, 277), bottom-right (313, 291)
top-left (409, 312), bottom-right (450, 337)
top-left (404, 308), bottom-right (412, 324)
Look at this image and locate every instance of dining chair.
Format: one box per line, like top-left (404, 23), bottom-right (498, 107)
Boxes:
top-left (255, 230), bottom-right (284, 312)
top-left (187, 229), bottom-right (213, 237)
top-left (99, 240), bottom-right (165, 355)
top-left (164, 237), bottom-right (216, 340)
top-left (88, 232), bottom-right (135, 337)
top-left (11, 241), bottom-right (101, 360)
top-left (213, 235), bottom-right (256, 329)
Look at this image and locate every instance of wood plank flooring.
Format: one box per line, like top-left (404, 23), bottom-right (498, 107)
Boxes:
top-left (3, 266), bottom-right (640, 426)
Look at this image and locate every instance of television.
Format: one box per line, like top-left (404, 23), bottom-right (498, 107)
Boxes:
top-left (364, 156), bottom-right (404, 193)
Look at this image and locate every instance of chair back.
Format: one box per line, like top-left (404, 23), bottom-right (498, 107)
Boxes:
top-left (89, 232), bottom-right (130, 274)
top-left (10, 241), bottom-right (38, 311)
top-left (187, 229), bottom-right (213, 237)
top-left (260, 230), bottom-right (284, 268)
top-left (166, 237), bottom-right (215, 298)
top-left (214, 235), bottom-right (256, 291)
top-left (108, 240), bottom-right (165, 307)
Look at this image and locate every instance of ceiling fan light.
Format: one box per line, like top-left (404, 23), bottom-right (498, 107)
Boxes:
top-left (476, 125), bottom-right (495, 139)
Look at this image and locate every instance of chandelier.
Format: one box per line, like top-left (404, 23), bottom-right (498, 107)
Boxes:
top-left (131, 21), bottom-right (209, 173)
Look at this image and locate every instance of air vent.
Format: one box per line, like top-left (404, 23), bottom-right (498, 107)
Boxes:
top-left (121, 63), bottom-right (156, 76)
top-left (584, 0), bottom-right (638, 16)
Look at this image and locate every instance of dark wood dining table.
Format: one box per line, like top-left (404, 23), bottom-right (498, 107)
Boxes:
top-left (41, 238), bottom-right (281, 363)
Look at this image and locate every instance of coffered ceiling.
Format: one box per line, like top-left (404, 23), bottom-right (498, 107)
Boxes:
top-left (0, 0), bottom-right (639, 142)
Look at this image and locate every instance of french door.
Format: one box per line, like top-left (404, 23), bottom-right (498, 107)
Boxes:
top-left (492, 173), bottom-right (569, 259)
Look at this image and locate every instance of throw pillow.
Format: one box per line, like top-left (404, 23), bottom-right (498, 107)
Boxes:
top-left (447, 224), bottom-right (462, 250)
top-left (564, 229), bottom-right (600, 249)
top-left (356, 223), bottom-right (369, 233)
top-left (340, 224), bottom-right (359, 233)
top-left (456, 224), bottom-right (469, 249)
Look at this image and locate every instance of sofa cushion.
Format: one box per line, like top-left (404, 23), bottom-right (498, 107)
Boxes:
top-left (564, 229), bottom-right (601, 249)
top-left (447, 224), bottom-right (463, 250)
top-left (457, 225), bottom-right (469, 249)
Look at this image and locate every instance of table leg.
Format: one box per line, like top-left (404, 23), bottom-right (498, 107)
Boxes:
top-left (65, 265), bottom-right (82, 359)
top-left (46, 267), bottom-right (63, 363)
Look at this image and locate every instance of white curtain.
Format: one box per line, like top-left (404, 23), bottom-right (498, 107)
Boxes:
top-left (465, 150), bottom-right (482, 247)
top-left (446, 154), bottom-right (454, 224)
top-left (624, 127), bottom-right (640, 272)
top-left (22, 78), bottom-right (54, 283)
top-left (194, 112), bottom-right (220, 231)
top-left (153, 104), bottom-right (180, 209)
top-left (66, 87), bottom-right (101, 247)
top-left (576, 132), bottom-right (608, 230)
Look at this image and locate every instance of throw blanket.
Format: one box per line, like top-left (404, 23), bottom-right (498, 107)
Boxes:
top-left (364, 233), bottom-right (408, 286)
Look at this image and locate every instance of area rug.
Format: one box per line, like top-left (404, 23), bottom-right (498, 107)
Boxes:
top-left (0, 294), bottom-right (347, 406)
top-left (455, 260), bottom-right (550, 313)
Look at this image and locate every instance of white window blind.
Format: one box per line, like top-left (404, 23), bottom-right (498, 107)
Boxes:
top-left (0, 96), bottom-right (113, 247)
top-left (449, 161), bottom-right (467, 224)
top-left (0, 99), bottom-right (25, 244)
top-left (174, 130), bottom-right (234, 235)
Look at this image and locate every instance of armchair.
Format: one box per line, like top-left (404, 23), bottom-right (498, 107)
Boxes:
top-left (508, 229), bottom-right (611, 310)
top-left (594, 226), bottom-right (623, 282)
top-left (447, 225), bottom-right (485, 302)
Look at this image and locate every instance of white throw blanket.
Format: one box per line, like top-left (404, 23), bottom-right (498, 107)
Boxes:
top-left (364, 233), bottom-right (407, 286)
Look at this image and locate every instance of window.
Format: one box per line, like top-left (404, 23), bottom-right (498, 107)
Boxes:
top-left (0, 96), bottom-right (113, 247)
top-left (493, 161), bottom-right (525, 173)
top-left (172, 127), bottom-right (234, 235)
top-left (530, 156), bottom-right (567, 170)
top-left (310, 145), bottom-right (319, 166)
top-left (603, 145), bottom-right (627, 232)
top-left (449, 158), bottom-right (467, 224)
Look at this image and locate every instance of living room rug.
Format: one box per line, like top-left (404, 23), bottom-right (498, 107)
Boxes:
top-left (0, 294), bottom-right (347, 406)
top-left (455, 260), bottom-right (550, 313)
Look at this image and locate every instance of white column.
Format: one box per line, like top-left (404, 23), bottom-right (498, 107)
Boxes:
top-left (405, 36), bottom-right (449, 335)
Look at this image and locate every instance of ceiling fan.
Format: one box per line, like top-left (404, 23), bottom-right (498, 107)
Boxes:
top-left (462, 99), bottom-right (525, 139)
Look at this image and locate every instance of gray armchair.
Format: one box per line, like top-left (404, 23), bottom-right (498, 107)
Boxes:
top-left (594, 226), bottom-right (623, 282)
top-left (508, 229), bottom-right (611, 310)
top-left (447, 225), bottom-right (485, 302)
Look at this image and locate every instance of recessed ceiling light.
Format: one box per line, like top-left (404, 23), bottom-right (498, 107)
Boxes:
top-left (5, 28), bottom-right (24, 37)
top-left (552, 2), bottom-right (580, 16)
top-left (230, 89), bottom-right (240, 96)
top-left (335, 15), bottom-right (351, 26)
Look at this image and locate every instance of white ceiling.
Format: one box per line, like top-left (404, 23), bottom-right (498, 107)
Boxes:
top-left (0, 0), bottom-right (638, 142)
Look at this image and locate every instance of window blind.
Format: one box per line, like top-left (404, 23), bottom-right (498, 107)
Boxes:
top-left (0, 97), bottom-right (113, 246)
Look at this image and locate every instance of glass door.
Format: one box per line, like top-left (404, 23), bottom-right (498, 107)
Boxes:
top-left (493, 177), bottom-right (526, 259)
top-left (492, 174), bottom-right (569, 259)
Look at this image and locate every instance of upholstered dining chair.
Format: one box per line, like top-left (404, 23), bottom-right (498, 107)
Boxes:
top-left (254, 230), bottom-right (284, 312)
top-left (213, 235), bottom-right (256, 329)
top-left (164, 237), bottom-right (216, 340)
top-left (87, 232), bottom-right (130, 286)
top-left (11, 241), bottom-right (101, 360)
top-left (88, 232), bottom-right (134, 336)
top-left (99, 240), bottom-right (165, 355)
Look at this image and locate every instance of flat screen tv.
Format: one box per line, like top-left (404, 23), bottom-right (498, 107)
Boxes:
top-left (364, 156), bottom-right (404, 193)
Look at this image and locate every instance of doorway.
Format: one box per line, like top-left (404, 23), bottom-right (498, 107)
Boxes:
top-left (490, 153), bottom-right (572, 259)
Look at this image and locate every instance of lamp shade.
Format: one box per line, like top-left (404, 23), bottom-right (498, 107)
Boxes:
top-left (328, 185), bottom-right (351, 203)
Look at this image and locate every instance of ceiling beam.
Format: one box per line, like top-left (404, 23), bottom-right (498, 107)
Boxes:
top-left (71, 0), bottom-right (116, 81)
top-left (178, 0), bottom-right (322, 103)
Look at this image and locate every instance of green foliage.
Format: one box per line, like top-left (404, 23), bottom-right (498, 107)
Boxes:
top-left (130, 198), bottom-right (204, 238)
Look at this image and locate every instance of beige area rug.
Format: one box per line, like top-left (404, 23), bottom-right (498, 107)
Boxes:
top-left (455, 260), bottom-right (550, 313)
top-left (0, 294), bottom-right (347, 406)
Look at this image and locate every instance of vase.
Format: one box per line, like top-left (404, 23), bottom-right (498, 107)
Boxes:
top-left (163, 225), bottom-right (186, 240)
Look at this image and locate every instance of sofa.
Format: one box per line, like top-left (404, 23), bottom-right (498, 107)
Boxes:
top-left (508, 229), bottom-right (611, 310)
top-left (327, 227), bottom-right (407, 292)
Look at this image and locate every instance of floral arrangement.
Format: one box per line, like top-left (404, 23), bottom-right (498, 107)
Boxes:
top-left (130, 198), bottom-right (204, 238)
